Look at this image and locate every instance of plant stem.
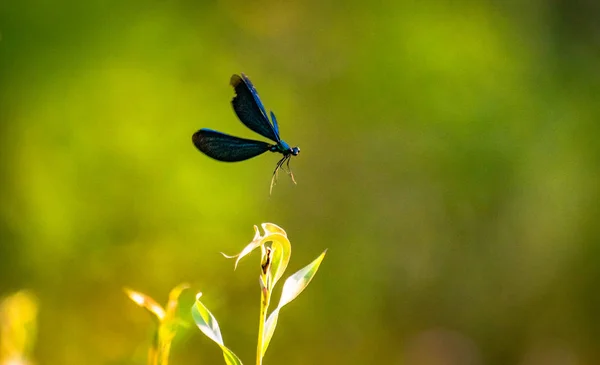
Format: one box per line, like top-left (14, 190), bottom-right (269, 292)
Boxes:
top-left (159, 340), bottom-right (172, 365)
top-left (256, 274), bottom-right (271, 365)
top-left (149, 330), bottom-right (159, 365)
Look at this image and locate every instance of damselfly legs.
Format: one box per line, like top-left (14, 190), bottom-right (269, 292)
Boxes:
top-left (270, 154), bottom-right (297, 195)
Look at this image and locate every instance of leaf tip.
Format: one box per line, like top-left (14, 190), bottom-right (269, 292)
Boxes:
top-left (221, 252), bottom-right (236, 259)
top-left (124, 288), bottom-right (145, 306)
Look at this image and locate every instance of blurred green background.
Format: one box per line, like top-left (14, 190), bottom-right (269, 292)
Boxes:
top-left (1, 0), bottom-right (599, 364)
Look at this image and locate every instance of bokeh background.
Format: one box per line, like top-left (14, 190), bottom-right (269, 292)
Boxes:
top-left (1, 0), bottom-right (599, 364)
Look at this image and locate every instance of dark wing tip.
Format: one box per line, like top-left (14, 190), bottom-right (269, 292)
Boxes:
top-left (192, 129), bottom-right (203, 147)
top-left (230, 74), bottom-right (243, 88)
top-left (192, 128), bottom-right (214, 149)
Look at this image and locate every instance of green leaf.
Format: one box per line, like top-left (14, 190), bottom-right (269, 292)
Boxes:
top-left (267, 233), bottom-right (291, 290)
top-left (191, 293), bottom-right (243, 365)
top-left (278, 250), bottom-right (326, 307)
top-left (261, 250), bottom-right (327, 357)
top-left (261, 307), bottom-right (281, 358)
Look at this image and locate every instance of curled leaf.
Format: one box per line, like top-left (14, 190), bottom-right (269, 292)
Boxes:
top-left (221, 225), bottom-right (263, 269)
top-left (267, 233), bottom-right (291, 290)
top-left (261, 223), bottom-right (287, 236)
top-left (165, 283), bottom-right (190, 321)
top-left (125, 288), bottom-right (165, 321)
top-left (125, 285), bottom-right (189, 365)
top-left (222, 224), bottom-right (291, 277)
